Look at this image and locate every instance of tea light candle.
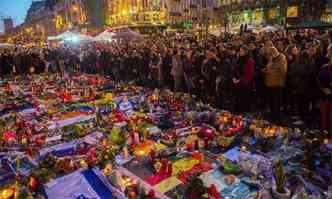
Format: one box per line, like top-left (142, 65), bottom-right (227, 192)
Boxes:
top-left (324, 139), bottom-right (329, 145)
top-left (1, 188), bottom-right (14, 199)
top-left (241, 145), bottom-right (247, 152)
top-left (138, 150), bottom-right (145, 157)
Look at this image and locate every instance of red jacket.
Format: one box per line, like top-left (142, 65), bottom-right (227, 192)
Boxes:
top-left (240, 58), bottom-right (255, 85)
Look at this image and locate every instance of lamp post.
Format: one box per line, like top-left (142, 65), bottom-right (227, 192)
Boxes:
top-left (281, 0), bottom-right (288, 29)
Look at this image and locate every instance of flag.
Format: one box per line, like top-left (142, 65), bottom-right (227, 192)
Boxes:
top-left (45, 168), bottom-right (125, 199)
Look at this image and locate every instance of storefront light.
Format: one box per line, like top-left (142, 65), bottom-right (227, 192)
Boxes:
top-left (72, 5), bottom-right (79, 12)
top-left (287, 6), bottom-right (298, 18)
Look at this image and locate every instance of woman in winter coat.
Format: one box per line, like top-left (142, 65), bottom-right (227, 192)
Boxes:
top-left (233, 45), bottom-right (255, 113)
top-left (285, 44), bottom-right (301, 114)
top-left (263, 46), bottom-right (287, 124)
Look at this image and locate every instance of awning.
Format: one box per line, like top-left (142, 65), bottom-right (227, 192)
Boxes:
top-left (287, 20), bottom-right (332, 29)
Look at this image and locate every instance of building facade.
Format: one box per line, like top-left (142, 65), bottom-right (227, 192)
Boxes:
top-left (219, 0), bottom-right (328, 29)
top-left (3, 18), bottom-right (14, 34)
top-left (105, 0), bottom-right (222, 32)
top-left (2, 0), bottom-right (89, 44)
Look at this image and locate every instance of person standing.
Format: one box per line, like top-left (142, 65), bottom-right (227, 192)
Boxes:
top-left (171, 48), bottom-right (185, 92)
top-left (201, 48), bottom-right (219, 103)
top-left (296, 46), bottom-right (317, 123)
top-left (149, 50), bottom-right (162, 88)
top-left (161, 48), bottom-right (173, 89)
top-left (233, 45), bottom-right (255, 113)
top-left (285, 44), bottom-right (301, 115)
top-left (183, 49), bottom-right (196, 94)
top-left (100, 48), bottom-right (110, 76)
top-left (318, 63), bottom-right (332, 136)
top-left (263, 46), bottom-right (288, 124)
top-left (111, 51), bottom-right (121, 82)
top-left (139, 48), bottom-right (150, 86)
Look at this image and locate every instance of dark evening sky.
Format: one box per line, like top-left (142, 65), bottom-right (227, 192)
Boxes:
top-left (0, 0), bottom-right (33, 32)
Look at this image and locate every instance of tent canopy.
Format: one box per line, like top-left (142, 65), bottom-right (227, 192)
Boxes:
top-left (48, 31), bottom-right (93, 42)
top-left (0, 43), bottom-right (18, 49)
top-left (287, 20), bottom-right (332, 29)
top-left (259, 25), bottom-right (279, 33)
top-left (95, 29), bottom-right (115, 42)
top-left (112, 28), bottom-right (143, 40)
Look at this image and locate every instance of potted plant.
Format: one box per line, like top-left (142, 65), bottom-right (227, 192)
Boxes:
top-left (184, 173), bottom-right (208, 199)
top-left (272, 160), bottom-right (291, 199)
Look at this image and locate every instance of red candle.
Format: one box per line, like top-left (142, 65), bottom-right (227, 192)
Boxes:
top-left (186, 143), bottom-right (193, 151)
top-left (150, 149), bottom-right (156, 162)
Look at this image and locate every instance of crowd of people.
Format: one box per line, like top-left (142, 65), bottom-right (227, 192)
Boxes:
top-left (1, 29), bottom-right (332, 135)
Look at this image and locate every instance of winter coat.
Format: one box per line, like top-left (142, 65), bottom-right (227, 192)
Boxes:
top-left (171, 55), bottom-right (184, 78)
top-left (288, 54), bottom-right (316, 95)
top-left (265, 53), bottom-right (288, 87)
top-left (318, 64), bottom-right (332, 101)
top-left (287, 58), bottom-right (304, 94)
top-left (201, 57), bottom-right (219, 81)
top-left (238, 57), bottom-right (255, 86)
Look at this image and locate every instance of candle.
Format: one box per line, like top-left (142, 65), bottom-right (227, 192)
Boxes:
top-left (324, 139), bottom-right (329, 145)
top-left (241, 145), bottom-right (247, 152)
top-left (186, 143), bottom-right (193, 151)
top-left (269, 128), bottom-right (276, 136)
top-left (123, 146), bottom-right (129, 160)
top-left (1, 188), bottom-right (14, 199)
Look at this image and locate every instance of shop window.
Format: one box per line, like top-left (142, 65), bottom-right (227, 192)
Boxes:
top-left (268, 8), bottom-right (277, 19)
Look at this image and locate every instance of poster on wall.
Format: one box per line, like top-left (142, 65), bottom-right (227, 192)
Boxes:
top-left (287, 6), bottom-right (298, 18)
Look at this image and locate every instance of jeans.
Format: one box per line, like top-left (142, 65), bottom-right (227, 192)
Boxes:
top-left (320, 100), bottom-right (332, 133)
top-left (234, 84), bottom-right (252, 113)
top-left (184, 74), bottom-right (194, 93)
top-left (267, 86), bottom-right (283, 124)
top-left (173, 76), bottom-right (184, 92)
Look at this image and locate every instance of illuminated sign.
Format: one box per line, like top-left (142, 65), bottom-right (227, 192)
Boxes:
top-left (269, 8), bottom-right (277, 19)
top-left (287, 6), bottom-right (298, 18)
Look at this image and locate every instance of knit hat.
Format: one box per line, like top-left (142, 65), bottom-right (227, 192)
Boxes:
top-left (267, 46), bottom-right (280, 58)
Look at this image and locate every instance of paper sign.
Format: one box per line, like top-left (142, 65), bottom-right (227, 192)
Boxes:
top-left (46, 135), bottom-right (62, 143)
top-left (154, 176), bottom-right (182, 194)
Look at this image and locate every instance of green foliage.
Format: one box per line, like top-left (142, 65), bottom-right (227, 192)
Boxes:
top-left (40, 154), bottom-right (56, 170)
top-left (73, 124), bottom-right (85, 138)
top-left (185, 173), bottom-right (208, 198)
top-left (108, 128), bottom-right (126, 146)
top-left (223, 159), bottom-right (241, 174)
